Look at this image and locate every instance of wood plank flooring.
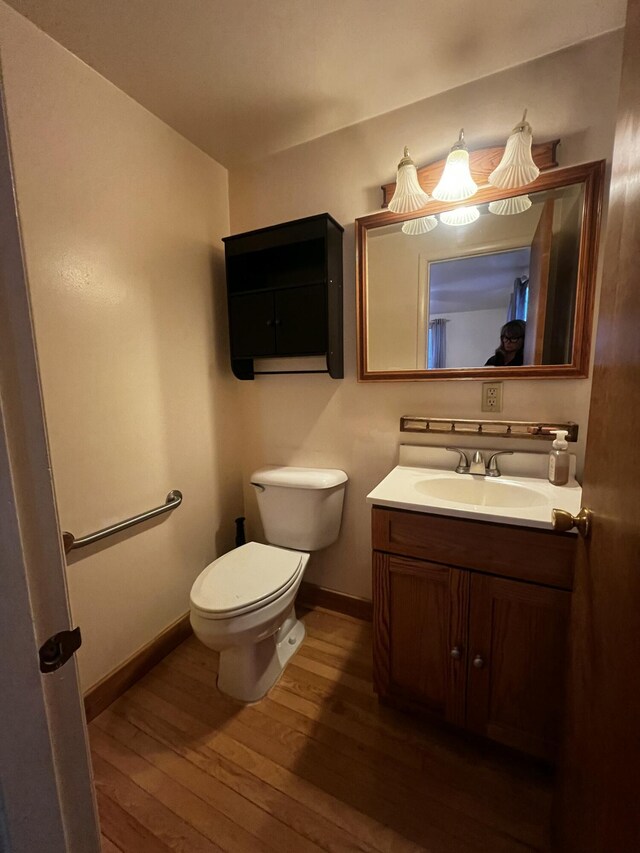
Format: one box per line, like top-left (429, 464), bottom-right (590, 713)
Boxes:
top-left (91, 608), bottom-right (553, 852)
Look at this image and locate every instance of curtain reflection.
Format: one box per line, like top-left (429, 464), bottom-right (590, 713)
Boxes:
top-left (506, 276), bottom-right (529, 322)
top-left (428, 318), bottom-right (447, 369)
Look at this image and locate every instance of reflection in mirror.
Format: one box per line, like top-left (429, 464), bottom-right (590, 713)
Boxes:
top-left (359, 159), bottom-right (604, 380)
top-left (367, 183), bottom-right (584, 372)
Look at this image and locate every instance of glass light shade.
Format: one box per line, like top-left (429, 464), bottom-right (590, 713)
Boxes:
top-left (402, 215), bottom-right (438, 235)
top-left (439, 206), bottom-right (479, 227)
top-left (432, 130), bottom-right (478, 202)
top-left (489, 111), bottom-right (540, 189)
top-left (388, 147), bottom-right (431, 213)
top-left (488, 195), bottom-right (532, 216)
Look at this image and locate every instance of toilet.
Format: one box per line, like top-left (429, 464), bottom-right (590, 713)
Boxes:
top-left (189, 466), bottom-right (348, 702)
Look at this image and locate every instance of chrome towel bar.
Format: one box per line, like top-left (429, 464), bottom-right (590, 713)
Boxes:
top-left (62, 490), bottom-right (183, 553)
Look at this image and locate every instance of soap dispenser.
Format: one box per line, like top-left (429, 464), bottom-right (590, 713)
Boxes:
top-left (548, 430), bottom-right (570, 486)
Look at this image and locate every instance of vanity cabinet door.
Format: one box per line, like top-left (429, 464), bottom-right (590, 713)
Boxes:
top-left (466, 574), bottom-right (571, 761)
top-left (373, 553), bottom-right (469, 725)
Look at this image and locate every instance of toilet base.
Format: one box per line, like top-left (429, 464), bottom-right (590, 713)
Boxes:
top-left (216, 607), bottom-right (305, 702)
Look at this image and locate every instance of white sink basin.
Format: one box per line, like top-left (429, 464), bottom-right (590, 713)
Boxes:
top-left (367, 461), bottom-right (582, 531)
top-left (414, 477), bottom-right (548, 508)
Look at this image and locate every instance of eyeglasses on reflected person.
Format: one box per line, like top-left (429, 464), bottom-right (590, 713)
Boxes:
top-left (501, 335), bottom-right (524, 343)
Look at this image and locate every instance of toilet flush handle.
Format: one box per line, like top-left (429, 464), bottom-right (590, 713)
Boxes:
top-left (250, 482), bottom-right (266, 493)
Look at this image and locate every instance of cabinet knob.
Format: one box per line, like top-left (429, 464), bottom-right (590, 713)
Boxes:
top-left (472, 654), bottom-right (484, 669)
top-left (450, 646), bottom-right (462, 660)
top-left (266, 319), bottom-right (273, 327)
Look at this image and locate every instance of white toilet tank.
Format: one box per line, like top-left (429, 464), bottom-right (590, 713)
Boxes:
top-left (251, 466), bottom-right (348, 551)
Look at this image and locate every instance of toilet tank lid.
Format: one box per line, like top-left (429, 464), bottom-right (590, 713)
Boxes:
top-left (251, 466), bottom-right (348, 490)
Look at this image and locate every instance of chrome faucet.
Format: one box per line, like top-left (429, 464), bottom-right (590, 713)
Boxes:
top-left (485, 451), bottom-right (513, 477)
top-left (469, 450), bottom-right (486, 475)
top-left (446, 447), bottom-right (471, 473)
top-left (445, 448), bottom-right (513, 477)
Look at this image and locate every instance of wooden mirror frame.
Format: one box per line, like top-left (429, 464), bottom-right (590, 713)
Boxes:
top-left (356, 149), bottom-right (605, 381)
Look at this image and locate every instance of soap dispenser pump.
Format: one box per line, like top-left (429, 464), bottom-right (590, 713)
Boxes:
top-left (548, 429), bottom-right (570, 486)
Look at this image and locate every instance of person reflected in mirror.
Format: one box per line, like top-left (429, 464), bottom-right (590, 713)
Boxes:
top-left (485, 320), bottom-right (526, 366)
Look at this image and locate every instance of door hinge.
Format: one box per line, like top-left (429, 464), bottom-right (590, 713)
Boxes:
top-left (39, 626), bottom-right (82, 673)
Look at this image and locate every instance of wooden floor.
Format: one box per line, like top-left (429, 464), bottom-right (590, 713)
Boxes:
top-left (91, 608), bottom-right (553, 853)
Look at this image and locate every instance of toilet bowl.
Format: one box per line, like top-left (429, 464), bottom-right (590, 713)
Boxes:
top-left (190, 541), bottom-right (310, 702)
top-left (189, 466), bottom-right (347, 702)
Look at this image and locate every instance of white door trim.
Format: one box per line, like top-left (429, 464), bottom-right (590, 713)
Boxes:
top-left (0, 65), bottom-right (100, 853)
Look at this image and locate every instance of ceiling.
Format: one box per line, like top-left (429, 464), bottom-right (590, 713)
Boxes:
top-left (430, 248), bottom-right (531, 314)
top-left (4, 0), bottom-right (626, 167)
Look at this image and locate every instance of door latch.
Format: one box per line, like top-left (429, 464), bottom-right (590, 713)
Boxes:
top-left (39, 626), bottom-right (82, 673)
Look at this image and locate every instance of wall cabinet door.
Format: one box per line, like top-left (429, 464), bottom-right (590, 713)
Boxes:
top-left (229, 284), bottom-right (327, 358)
top-left (275, 283), bottom-right (327, 355)
top-left (466, 573), bottom-right (571, 760)
top-left (228, 292), bottom-right (275, 358)
top-left (373, 553), bottom-right (469, 725)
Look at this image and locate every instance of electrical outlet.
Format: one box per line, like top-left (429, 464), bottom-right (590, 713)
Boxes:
top-left (481, 382), bottom-right (503, 413)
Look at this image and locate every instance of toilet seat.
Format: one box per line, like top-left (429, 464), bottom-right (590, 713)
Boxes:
top-left (190, 541), bottom-right (306, 620)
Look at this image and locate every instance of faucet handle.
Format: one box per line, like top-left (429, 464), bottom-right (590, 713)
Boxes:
top-left (486, 450), bottom-right (513, 476)
top-left (445, 447), bottom-right (470, 473)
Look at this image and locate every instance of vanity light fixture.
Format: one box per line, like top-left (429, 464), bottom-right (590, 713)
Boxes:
top-left (388, 147), bottom-right (431, 213)
top-left (432, 129), bottom-right (478, 203)
top-left (489, 110), bottom-right (540, 189)
top-left (440, 205), bottom-right (479, 227)
top-left (488, 195), bottom-right (532, 216)
top-left (402, 215), bottom-right (438, 235)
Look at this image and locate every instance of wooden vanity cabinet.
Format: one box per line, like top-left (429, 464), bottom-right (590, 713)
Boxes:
top-left (372, 507), bottom-right (575, 761)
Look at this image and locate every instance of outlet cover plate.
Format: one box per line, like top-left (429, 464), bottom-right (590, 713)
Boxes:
top-left (482, 381), bottom-right (503, 413)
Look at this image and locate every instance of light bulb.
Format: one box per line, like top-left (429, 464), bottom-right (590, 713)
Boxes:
top-left (432, 130), bottom-right (478, 203)
top-left (489, 111), bottom-right (540, 190)
top-left (439, 206), bottom-right (480, 227)
top-left (402, 216), bottom-right (438, 235)
top-left (488, 195), bottom-right (532, 215)
top-left (388, 147), bottom-right (430, 213)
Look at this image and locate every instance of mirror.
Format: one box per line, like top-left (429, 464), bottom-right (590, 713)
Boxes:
top-left (356, 160), bottom-right (605, 380)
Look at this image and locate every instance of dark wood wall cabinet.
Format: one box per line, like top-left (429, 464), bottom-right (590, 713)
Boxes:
top-left (222, 213), bottom-right (344, 380)
top-left (372, 507), bottom-right (576, 761)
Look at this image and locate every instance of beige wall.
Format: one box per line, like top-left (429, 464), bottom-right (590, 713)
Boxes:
top-left (0, 4), bottom-right (242, 689)
top-left (432, 308), bottom-right (508, 369)
top-left (367, 227), bottom-right (422, 369)
top-left (230, 32), bottom-right (623, 599)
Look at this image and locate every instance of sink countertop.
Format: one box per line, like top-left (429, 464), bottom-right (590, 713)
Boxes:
top-left (366, 463), bottom-right (582, 531)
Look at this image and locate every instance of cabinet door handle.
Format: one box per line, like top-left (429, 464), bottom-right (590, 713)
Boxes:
top-left (266, 319), bottom-right (273, 327)
top-left (472, 654), bottom-right (484, 669)
top-left (450, 646), bottom-right (462, 660)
